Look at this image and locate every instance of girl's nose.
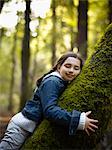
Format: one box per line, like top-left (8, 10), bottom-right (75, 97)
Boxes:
top-left (69, 67), bottom-right (74, 72)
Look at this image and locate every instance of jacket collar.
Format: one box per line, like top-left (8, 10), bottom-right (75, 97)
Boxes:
top-left (48, 71), bottom-right (62, 79)
top-left (43, 71), bottom-right (62, 80)
top-left (43, 71), bottom-right (69, 85)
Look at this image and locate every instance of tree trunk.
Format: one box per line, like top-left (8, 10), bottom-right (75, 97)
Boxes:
top-left (8, 29), bottom-right (17, 112)
top-left (109, 0), bottom-right (112, 24)
top-left (77, 0), bottom-right (88, 60)
top-left (20, 0), bottom-right (31, 109)
top-left (0, 28), bottom-right (4, 50)
top-left (29, 18), bottom-right (41, 94)
top-left (51, 0), bottom-right (56, 67)
top-left (23, 23), bottom-right (112, 149)
top-left (0, 1), bottom-right (4, 13)
top-left (70, 27), bottom-right (74, 51)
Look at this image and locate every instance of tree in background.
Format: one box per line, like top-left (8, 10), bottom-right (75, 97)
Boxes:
top-left (108, 0), bottom-right (112, 23)
top-left (77, 0), bottom-right (88, 60)
top-left (0, 28), bottom-right (5, 50)
top-left (29, 17), bottom-right (42, 94)
top-left (0, 0), bottom-right (7, 51)
top-left (20, 0), bottom-right (31, 109)
top-left (51, 0), bottom-right (57, 66)
top-left (66, 0), bottom-right (76, 51)
top-left (8, 24), bottom-right (18, 112)
top-left (0, 0), bottom-right (5, 13)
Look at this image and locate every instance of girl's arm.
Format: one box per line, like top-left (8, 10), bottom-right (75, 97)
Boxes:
top-left (39, 79), bottom-right (98, 135)
top-left (39, 79), bottom-right (81, 135)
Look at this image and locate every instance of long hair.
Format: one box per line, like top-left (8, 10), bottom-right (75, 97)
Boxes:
top-left (36, 52), bottom-right (84, 87)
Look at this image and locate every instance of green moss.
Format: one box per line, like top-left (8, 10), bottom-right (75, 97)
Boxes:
top-left (23, 23), bottom-right (112, 149)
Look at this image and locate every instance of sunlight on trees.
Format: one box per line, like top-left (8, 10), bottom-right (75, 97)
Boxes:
top-left (0, 0), bottom-right (110, 113)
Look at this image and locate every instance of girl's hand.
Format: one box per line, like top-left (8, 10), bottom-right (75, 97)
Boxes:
top-left (84, 111), bottom-right (98, 136)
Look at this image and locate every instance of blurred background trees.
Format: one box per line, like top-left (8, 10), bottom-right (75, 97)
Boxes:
top-left (0, 0), bottom-right (111, 113)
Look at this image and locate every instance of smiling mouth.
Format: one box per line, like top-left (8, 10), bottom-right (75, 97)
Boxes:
top-left (66, 74), bottom-right (74, 78)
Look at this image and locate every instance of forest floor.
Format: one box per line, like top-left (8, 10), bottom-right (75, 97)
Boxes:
top-left (0, 111), bottom-right (12, 141)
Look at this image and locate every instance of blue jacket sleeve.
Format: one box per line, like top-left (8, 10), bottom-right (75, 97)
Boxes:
top-left (39, 79), bottom-right (81, 135)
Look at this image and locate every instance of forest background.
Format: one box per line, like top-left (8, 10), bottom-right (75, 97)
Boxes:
top-left (0, 0), bottom-right (112, 116)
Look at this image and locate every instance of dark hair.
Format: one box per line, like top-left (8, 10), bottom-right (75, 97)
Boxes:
top-left (36, 52), bottom-right (83, 87)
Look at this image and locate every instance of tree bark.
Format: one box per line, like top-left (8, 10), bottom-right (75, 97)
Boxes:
top-left (70, 27), bottom-right (75, 51)
top-left (20, 0), bottom-right (31, 109)
top-left (109, 0), bottom-right (112, 24)
top-left (23, 23), bottom-right (112, 149)
top-left (8, 29), bottom-right (17, 112)
top-left (0, 0), bottom-right (4, 13)
top-left (51, 0), bottom-right (56, 67)
top-left (29, 18), bottom-right (41, 94)
top-left (0, 28), bottom-right (4, 50)
top-left (77, 0), bottom-right (88, 60)
top-left (0, 0), bottom-right (7, 51)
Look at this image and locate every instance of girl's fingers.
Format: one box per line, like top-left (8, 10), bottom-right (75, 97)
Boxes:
top-left (85, 111), bottom-right (91, 116)
top-left (89, 119), bottom-right (98, 123)
top-left (85, 112), bottom-right (98, 123)
top-left (85, 111), bottom-right (99, 135)
top-left (85, 129), bottom-right (90, 136)
top-left (89, 123), bottom-right (98, 129)
top-left (88, 126), bottom-right (95, 132)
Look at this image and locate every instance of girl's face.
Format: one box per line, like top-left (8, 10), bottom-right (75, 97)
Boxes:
top-left (57, 57), bottom-right (81, 81)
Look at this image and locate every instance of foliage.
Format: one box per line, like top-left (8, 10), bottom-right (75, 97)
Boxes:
top-left (88, 0), bottom-right (109, 57)
top-left (0, 0), bottom-right (110, 114)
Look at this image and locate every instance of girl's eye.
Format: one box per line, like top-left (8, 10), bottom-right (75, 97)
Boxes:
top-left (74, 67), bottom-right (80, 70)
top-left (65, 64), bottom-right (71, 68)
top-left (65, 64), bottom-right (80, 70)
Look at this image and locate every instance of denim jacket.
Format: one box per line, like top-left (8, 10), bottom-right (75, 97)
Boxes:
top-left (22, 72), bottom-right (81, 135)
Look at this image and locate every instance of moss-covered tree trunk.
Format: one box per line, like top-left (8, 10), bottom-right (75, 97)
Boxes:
top-left (23, 24), bottom-right (112, 149)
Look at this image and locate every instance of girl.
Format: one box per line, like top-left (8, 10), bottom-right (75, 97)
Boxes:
top-left (0, 52), bottom-right (98, 150)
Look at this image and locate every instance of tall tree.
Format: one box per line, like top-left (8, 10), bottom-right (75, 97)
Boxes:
top-left (67, 0), bottom-right (76, 51)
top-left (51, 0), bottom-right (57, 66)
top-left (20, 0), bottom-right (31, 109)
top-left (0, 0), bottom-right (5, 50)
top-left (23, 23), bottom-right (112, 149)
top-left (109, 0), bottom-right (112, 23)
top-left (7, 21), bottom-right (20, 112)
top-left (77, 0), bottom-right (88, 60)
top-left (0, 0), bottom-right (4, 13)
top-left (8, 27), bottom-right (18, 112)
top-left (29, 17), bottom-right (42, 93)
top-left (0, 28), bottom-right (4, 50)
top-left (69, 27), bottom-right (74, 51)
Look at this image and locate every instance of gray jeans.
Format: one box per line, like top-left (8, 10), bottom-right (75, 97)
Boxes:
top-left (0, 120), bottom-right (30, 150)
